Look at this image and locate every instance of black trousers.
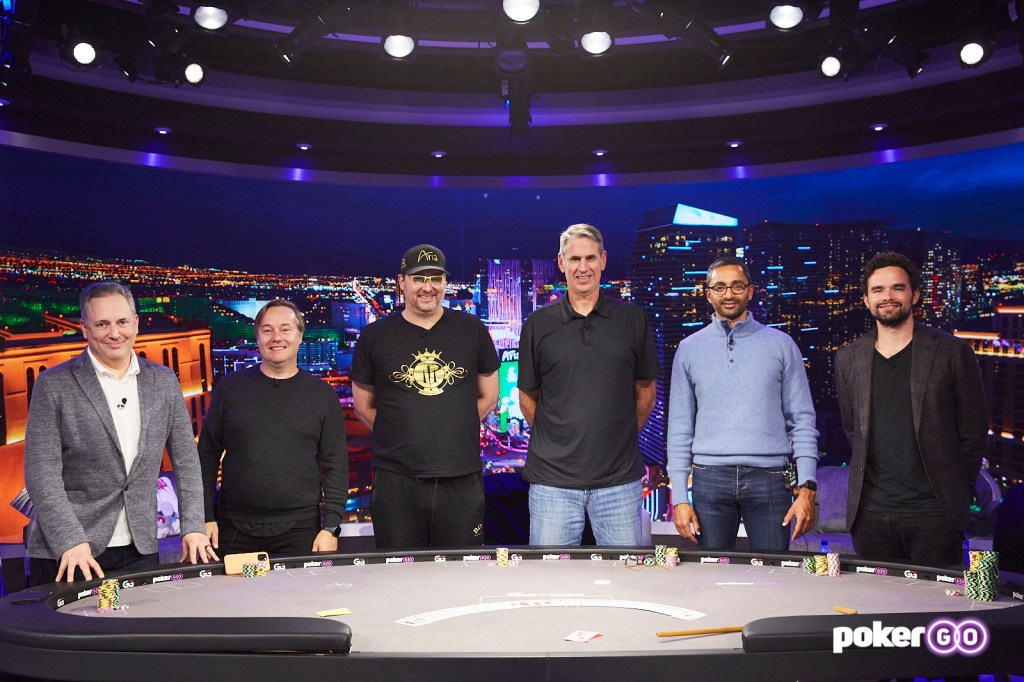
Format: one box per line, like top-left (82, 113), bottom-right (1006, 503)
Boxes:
top-left (215, 516), bottom-right (321, 557)
top-left (370, 469), bottom-right (485, 550)
top-left (29, 543), bottom-right (159, 586)
top-left (851, 509), bottom-right (964, 566)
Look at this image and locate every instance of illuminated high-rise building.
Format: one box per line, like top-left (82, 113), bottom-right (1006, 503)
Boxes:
top-left (629, 204), bottom-right (738, 474)
top-left (743, 221), bottom-right (888, 411)
top-left (478, 257), bottom-right (559, 337)
top-left (956, 303), bottom-right (1024, 485)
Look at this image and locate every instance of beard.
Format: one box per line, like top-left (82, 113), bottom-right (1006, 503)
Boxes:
top-left (872, 304), bottom-right (912, 328)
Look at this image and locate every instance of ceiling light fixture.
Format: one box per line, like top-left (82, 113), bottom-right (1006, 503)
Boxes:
top-left (154, 127), bottom-right (172, 135)
top-left (383, 34), bottom-right (415, 59)
top-left (870, 122), bottom-right (888, 132)
top-left (727, 141), bottom-right (742, 148)
top-left (820, 54), bottom-right (842, 78)
top-left (580, 30), bottom-right (612, 55)
top-left (183, 61), bottom-right (205, 85)
top-left (431, 150), bottom-right (447, 158)
top-left (296, 143), bottom-right (312, 151)
top-left (592, 149), bottom-right (608, 157)
top-left (768, 4), bottom-right (805, 31)
top-left (192, 4), bottom-right (230, 31)
top-left (502, 0), bottom-right (540, 24)
top-left (958, 39), bottom-right (992, 68)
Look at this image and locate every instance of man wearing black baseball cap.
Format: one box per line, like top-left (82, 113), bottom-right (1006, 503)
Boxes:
top-left (350, 244), bottom-right (500, 549)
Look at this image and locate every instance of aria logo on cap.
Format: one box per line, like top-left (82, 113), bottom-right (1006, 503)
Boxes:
top-left (401, 244), bottom-right (448, 275)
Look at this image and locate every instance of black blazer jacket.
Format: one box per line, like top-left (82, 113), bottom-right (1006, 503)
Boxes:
top-left (835, 323), bottom-right (989, 532)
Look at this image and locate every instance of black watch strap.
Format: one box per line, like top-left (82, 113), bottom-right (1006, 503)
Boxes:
top-left (797, 480), bottom-right (817, 492)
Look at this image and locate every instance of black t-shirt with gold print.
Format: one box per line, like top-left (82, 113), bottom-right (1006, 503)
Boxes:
top-left (350, 308), bottom-right (500, 477)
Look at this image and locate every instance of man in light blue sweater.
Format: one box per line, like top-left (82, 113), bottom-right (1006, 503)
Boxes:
top-left (667, 256), bottom-right (819, 551)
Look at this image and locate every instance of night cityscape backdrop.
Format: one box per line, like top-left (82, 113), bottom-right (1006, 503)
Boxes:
top-left (1, 139), bottom-right (1024, 543)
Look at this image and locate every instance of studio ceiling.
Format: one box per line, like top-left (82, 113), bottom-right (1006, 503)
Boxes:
top-left (1, 0), bottom-right (1023, 185)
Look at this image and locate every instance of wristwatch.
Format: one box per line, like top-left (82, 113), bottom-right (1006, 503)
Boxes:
top-left (322, 525), bottom-right (341, 537)
top-left (796, 480), bottom-right (817, 493)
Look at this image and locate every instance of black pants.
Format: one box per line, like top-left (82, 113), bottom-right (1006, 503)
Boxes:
top-left (851, 509), bottom-right (964, 566)
top-left (215, 516), bottom-right (320, 556)
top-left (29, 543), bottom-right (159, 586)
top-left (371, 469), bottom-right (485, 550)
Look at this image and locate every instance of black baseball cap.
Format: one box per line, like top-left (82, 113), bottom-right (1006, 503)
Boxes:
top-left (401, 244), bottom-right (449, 275)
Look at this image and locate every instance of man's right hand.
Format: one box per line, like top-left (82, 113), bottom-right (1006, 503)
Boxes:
top-left (56, 543), bottom-right (103, 582)
top-left (672, 503), bottom-right (701, 543)
top-left (205, 521), bottom-right (219, 549)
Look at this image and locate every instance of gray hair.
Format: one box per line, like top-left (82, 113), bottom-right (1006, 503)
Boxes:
top-left (80, 281), bottom-right (136, 321)
top-left (559, 223), bottom-right (605, 257)
top-left (706, 256), bottom-right (752, 284)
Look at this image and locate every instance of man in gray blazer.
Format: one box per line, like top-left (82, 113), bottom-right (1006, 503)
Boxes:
top-left (835, 252), bottom-right (989, 565)
top-left (24, 281), bottom-right (217, 583)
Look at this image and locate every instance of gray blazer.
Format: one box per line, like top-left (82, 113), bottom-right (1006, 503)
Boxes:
top-left (835, 323), bottom-right (989, 532)
top-left (24, 351), bottom-right (206, 560)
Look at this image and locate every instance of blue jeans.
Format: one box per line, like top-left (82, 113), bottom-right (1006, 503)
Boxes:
top-left (529, 480), bottom-right (643, 546)
top-left (691, 464), bottom-right (792, 551)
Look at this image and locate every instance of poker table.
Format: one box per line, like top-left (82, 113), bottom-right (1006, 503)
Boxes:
top-left (1, 547), bottom-right (1022, 681)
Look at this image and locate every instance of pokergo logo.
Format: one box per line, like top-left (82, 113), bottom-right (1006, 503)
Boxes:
top-left (833, 617), bottom-right (989, 657)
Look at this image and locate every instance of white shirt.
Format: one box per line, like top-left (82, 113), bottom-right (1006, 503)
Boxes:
top-left (86, 348), bottom-right (142, 547)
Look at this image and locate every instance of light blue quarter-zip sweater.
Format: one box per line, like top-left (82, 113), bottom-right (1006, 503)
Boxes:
top-left (666, 314), bottom-right (819, 489)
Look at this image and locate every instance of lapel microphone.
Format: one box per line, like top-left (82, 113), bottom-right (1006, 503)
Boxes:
top-left (117, 398), bottom-right (127, 409)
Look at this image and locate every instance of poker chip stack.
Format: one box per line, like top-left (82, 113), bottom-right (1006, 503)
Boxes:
top-left (643, 554), bottom-right (656, 566)
top-left (965, 550), bottom-right (999, 602)
top-left (814, 554), bottom-right (828, 576)
top-left (254, 561), bottom-right (269, 577)
top-left (497, 547), bottom-right (510, 568)
top-left (665, 547), bottom-right (680, 567)
top-left (655, 545), bottom-right (667, 566)
top-left (97, 579), bottom-right (121, 611)
top-left (802, 556), bottom-right (815, 574)
top-left (826, 552), bottom-right (841, 577)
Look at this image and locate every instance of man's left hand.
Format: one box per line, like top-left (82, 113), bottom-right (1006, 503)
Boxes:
top-left (782, 488), bottom-right (816, 540)
top-left (181, 532), bottom-right (219, 564)
top-left (312, 530), bottom-right (338, 553)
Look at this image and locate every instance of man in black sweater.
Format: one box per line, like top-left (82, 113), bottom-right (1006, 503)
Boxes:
top-left (199, 299), bottom-right (348, 555)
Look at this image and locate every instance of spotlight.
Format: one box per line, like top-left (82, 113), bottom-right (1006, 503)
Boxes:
top-left (183, 61), bottom-right (204, 85)
top-left (884, 34), bottom-right (928, 79)
top-left (727, 140), bottom-right (742, 148)
top-left (154, 127), bottom-right (172, 135)
top-left (72, 41), bottom-right (98, 66)
top-left (820, 54), bottom-right (842, 78)
top-left (870, 122), bottom-right (888, 132)
top-left (592, 149), bottom-right (608, 157)
top-left (296, 143), bottom-right (312, 151)
top-left (503, 0), bottom-right (539, 24)
top-left (958, 39), bottom-right (993, 68)
top-left (382, 1), bottom-right (416, 60)
top-left (275, 35), bottom-right (300, 64)
top-left (191, 4), bottom-right (231, 31)
top-left (683, 15), bottom-right (733, 70)
top-left (115, 54), bottom-right (139, 82)
top-left (383, 34), bottom-right (415, 59)
top-left (895, 49), bottom-right (927, 78)
top-left (768, 4), bottom-right (806, 31)
top-left (430, 150), bottom-right (447, 158)
top-left (580, 31), bottom-right (612, 55)
top-left (61, 25), bottom-right (101, 67)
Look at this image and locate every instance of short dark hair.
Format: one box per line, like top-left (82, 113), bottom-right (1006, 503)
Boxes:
top-left (862, 251), bottom-right (920, 293)
top-left (80, 281), bottom-right (136, 321)
top-left (706, 255), bottom-right (751, 284)
top-left (254, 299), bottom-right (306, 334)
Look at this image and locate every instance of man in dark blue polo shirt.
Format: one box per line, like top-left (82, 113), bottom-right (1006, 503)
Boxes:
top-left (518, 224), bottom-right (658, 546)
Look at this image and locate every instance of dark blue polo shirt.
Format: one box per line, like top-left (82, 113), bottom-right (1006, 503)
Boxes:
top-left (518, 292), bottom-right (658, 488)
